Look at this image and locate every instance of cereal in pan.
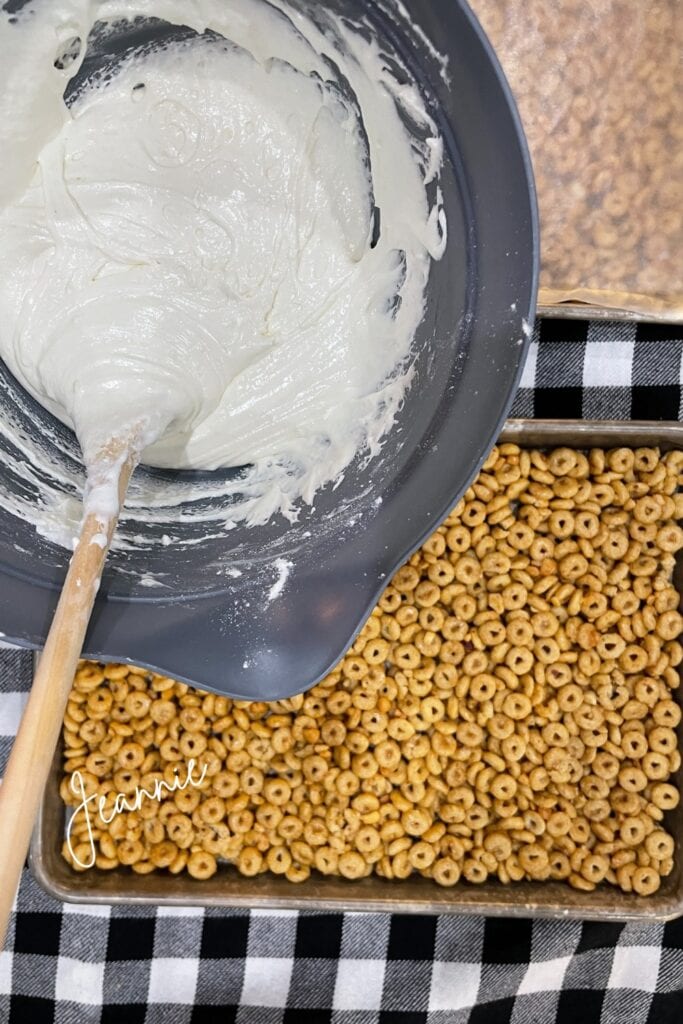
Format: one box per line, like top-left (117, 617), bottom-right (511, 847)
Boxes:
top-left (60, 445), bottom-right (682, 894)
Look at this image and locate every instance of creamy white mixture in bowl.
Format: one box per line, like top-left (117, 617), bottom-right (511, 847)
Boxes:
top-left (0, 0), bottom-right (538, 698)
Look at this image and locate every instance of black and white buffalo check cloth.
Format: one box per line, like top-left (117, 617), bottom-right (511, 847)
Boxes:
top-left (1, 319), bottom-right (682, 1024)
top-left (512, 319), bottom-right (683, 422)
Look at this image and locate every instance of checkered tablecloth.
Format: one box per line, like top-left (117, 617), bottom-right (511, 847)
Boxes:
top-left (1, 319), bottom-right (682, 1024)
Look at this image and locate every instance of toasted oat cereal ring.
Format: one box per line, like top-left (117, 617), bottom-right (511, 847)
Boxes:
top-left (479, 620), bottom-right (508, 646)
top-left (641, 751), bottom-right (670, 781)
top-left (187, 850), bottom-right (217, 880)
top-left (490, 773), bottom-right (517, 801)
top-left (103, 664), bottom-right (129, 681)
top-left (150, 696), bottom-right (176, 729)
top-left (574, 703), bottom-right (604, 730)
top-left (206, 771), bottom-right (237, 801)
top-left (79, 719), bottom-right (107, 746)
top-left (518, 844), bottom-right (549, 878)
top-left (301, 819), bottom-right (328, 847)
top-left (427, 559), bottom-right (455, 587)
top-left (75, 662), bottom-right (106, 688)
top-left (65, 841), bottom-right (96, 871)
top-left (236, 847), bottom-right (263, 877)
top-left (501, 583), bottom-right (528, 610)
top-left (99, 834), bottom-right (118, 861)
top-left (266, 846), bottom-right (292, 875)
top-left (482, 551), bottom-right (511, 575)
top-left (487, 713), bottom-right (514, 740)
top-left (115, 742), bottom-right (145, 770)
top-left (595, 633), bottom-right (626, 660)
top-left (456, 721), bottom-right (484, 747)
top-left (459, 858), bottom-right (486, 884)
top-left (483, 831), bottom-right (512, 862)
top-left (392, 565), bottom-right (420, 592)
top-left (142, 818), bottom-right (165, 846)
top-left (656, 611), bottom-right (683, 641)
top-left (542, 722), bottom-right (569, 748)
top-left (414, 580), bottom-right (442, 608)
top-left (156, 844), bottom-right (184, 873)
top-left (337, 851), bottom-right (365, 880)
top-left (97, 855), bottom-right (121, 872)
top-left (547, 852), bottom-right (570, 880)
top-left (601, 530), bottom-right (629, 559)
top-left (504, 647), bottom-right (534, 676)
top-left (580, 592), bottom-right (608, 621)
top-left (620, 816), bottom-right (647, 846)
top-left (355, 826), bottom-right (382, 855)
top-left (85, 752), bottom-right (112, 778)
top-left (650, 783), bottom-right (679, 811)
top-left (275, 816), bottom-right (301, 842)
top-left (378, 586), bottom-right (401, 613)
top-left (530, 612), bottom-right (560, 638)
top-left (632, 866), bottom-right (661, 896)
top-left (606, 448), bottom-right (635, 474)
top-left (580, 855), bottom-right (608, 885)
top-left (451, 556), bottom-right (481, 588)
top-left (534, 638), bottom-right (561, 666)
top-left (402, 807), bottom-right (431, 837)
top-left (469, 673), bottom-right (498, 703)
top-left (432, 857), bottom-right (460, 887)
top-left (548, 511), bottom-right (574, 540)
top-left (363, 638), bottom-right (391, 665)
top-left (465, 803), bottom-right (490, 830)
top-left (633, 496), bottom-right (662, 524)
top-left (548, 448), bottom-right (578, 476)
top-left (546, 812), bottom-right (572, 838)
top-left (460, 500), bottom-right (486, 528)
top-left (545, 666), bottom-right (572, 693)
top-left (125, 691), bottom-right (152, 719)
top-left (462, 651), bottom-right (488, 677)
top-left (159, 738), bottom-right (182, 762)
top-left (501, 734), bottom-right (526, 763)
top-left (196, 796), bottom-right (224, 826)
top-left (263, 778), bottom-right (292, 806)
top-left (619, 646), bottom-right (649, 674)
top-left (620, 731), bottom-right (648, 759)
top-left (314, 847), bottom-right (339, 875)
top-left (284, 862), bottom-right (309, 884)
top-left (502, 693), bottom-right (532, 720)
top-left (648, 726), bottom-right (677, 755)
top-left (617, 766), bottom-right (648, 793)
top-left (612, 591), bottom-right (639, 616)
top-left (652, 700), bottom-right (681, 729)
top-left (615, 862), bottom-right (636, 893)
top-left (85, 691), bottom-right (114, 719)
top-left (559, 553), bottom-right (589, 581)
top-left (112, 768), bottom-right (139, 796)
top-left (117, 839), bottom-right (144, 866)
top-left (446, 524), bottom-right (471, 554)
top-left (178, 707), bottom-right (206, 733)
top-left (645, 831), bottom-right (675, 861)
top-left (166, 813), bottom-right (194, 848)
top-left (656, 524), bottom-right (683, 552)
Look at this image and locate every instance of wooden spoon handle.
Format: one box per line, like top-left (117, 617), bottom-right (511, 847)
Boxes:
top-left (0, 453), bottom-right (136, 948)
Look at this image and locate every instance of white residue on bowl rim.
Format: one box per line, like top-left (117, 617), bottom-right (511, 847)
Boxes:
top-left (268, 558), bottom-right (293, 602)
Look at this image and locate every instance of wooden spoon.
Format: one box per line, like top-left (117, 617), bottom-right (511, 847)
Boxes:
top-left (0, 439), bottom-right (139, 947)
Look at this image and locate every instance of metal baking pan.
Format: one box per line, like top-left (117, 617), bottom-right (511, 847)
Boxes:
top-left (538, 304), bottom-right (681, 324)
top-left (30, 419), bottom-right (683, 921)
top-left (538, 305), bottom-right (645, 323)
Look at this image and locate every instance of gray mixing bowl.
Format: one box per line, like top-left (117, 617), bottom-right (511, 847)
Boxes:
top-left (0, 0), bottom-right (538, 698)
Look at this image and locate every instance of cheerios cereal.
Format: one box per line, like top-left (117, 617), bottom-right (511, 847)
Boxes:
top-left (60, 445), bottom-right (682, 895)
